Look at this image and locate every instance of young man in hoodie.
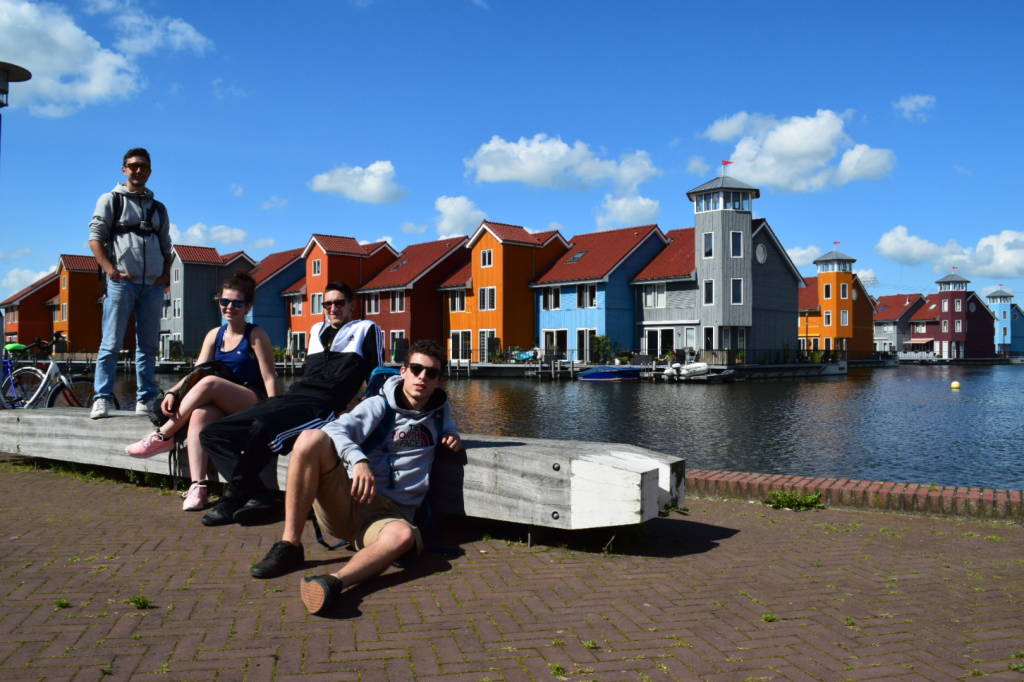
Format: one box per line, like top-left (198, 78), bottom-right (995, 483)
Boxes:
top-left (89, 147), bottom-right (173, 419)
top-left (249, 339), bottom-right (461, 616)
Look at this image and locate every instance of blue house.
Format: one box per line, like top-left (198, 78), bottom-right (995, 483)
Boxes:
top-left (248, 247), bottom-right (305, 348)
top-left (531, 224), bottom-right (667, 361)
top-left (986, 288), bottom-right (1024, 355)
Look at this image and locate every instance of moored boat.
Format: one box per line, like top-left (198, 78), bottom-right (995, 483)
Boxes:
top-left (578, 365), bottom-right (641, 381)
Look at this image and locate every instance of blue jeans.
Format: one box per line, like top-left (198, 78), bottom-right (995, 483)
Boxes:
top-left (93, 278), bottom-right (164, 404)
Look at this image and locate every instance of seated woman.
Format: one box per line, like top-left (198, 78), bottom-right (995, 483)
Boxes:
top-left (125, 271), bottom-right (277, 511)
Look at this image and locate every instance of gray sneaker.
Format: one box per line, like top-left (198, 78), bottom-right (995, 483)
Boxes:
top-left (135, 400), bottom-right (153, 415)
top-left (90, 397), bottom-right (111, 419)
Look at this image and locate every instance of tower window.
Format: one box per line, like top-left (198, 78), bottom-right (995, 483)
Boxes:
top-left (703, 232), bottom-right (714, 258)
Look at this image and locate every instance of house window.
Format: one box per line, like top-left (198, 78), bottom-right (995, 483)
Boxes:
top-left (730, 278), bottom-right (743, 305)
top-left (942, 320), bottom-right (948, 332)
top-left (173, 298), bottom-right (182, 318)
top-left (703, 232), bottom-right (714, 258)
top-left (577, 283), bottom-right (597, 308)
top-left (955, 298), bottom-right (962, 312)
top-left (1003, 310), bottom-right (1007, 320)
top-left (364, 293), bottom-right (379, 315)
top-left (162, 299), bottom-right (170, 319)
top-left (61, 275), bottom-right (67, 289)
top-left (576, 328), bottom-right (597, 362)
top-left (311, 293), bottom-right (324, 315)
top-left (684, 327), bottom-right (696, 349)
top-left (643, 283), bottom-right (666, 308)
top-left (916, 323), bottom-right (926, 333)
top-left (391, 290), bottom-right (405, 313)
top-left (840, 283), bottom-right (848, 299)
top-left (312, 259), bottom-right (321, 276)
top-left (542, 287), bottom-right (560, 311)
top-left (290, 297), bottom-right (303, 316)
top-left (703, 280), bottom-right (714, 305)
top-left (942, 299), bottom-right (948, 312)
top-left (289, 331), bottom-right (306, 354)
top-left (173, 268), bottom-right (180, 283)
top-left (61, 302), bottom-right (67, 321)
top-left (449, 329), bottom-right (472, 361)
top-left (449, 290), bottom-right (466, 312)
top-left (479, 287), bottom-right (496, 311)
top-left (730, 231), bottom-right (742, 258)
top-left (390, 329), bottom-right (406, 357)
top-left (955, 319), bottom-right (962, 333)
top-left (840, 309), bottom-right (848, 326)
top-left (52, 307), bottom-right (59, 323)
top-left (824, 310), bottom-right (832, 326)
top-left (823, 283), bottom-right (832, 299)
top-left (481, 249), bottom-right (493, 268)
top-left (478, 329), bottom-right (496, 361)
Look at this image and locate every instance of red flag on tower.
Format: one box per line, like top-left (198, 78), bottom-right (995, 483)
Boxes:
top-left (721, 160), bottom-right (733, 166)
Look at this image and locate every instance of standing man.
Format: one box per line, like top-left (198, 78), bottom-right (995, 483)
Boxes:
top-left (89, 147), bottom-right (173, 418)
top-left (200, 282), bottom-right (383, 526)
top-left (248, 340), bottom-right (461, 616)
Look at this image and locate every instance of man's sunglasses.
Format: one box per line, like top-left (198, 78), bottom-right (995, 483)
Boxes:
top-left (323, 300), bottom-right (349, 308)
top-left (218, 298), bottom-right (246, 308)
top-left (405, 362), bottom-right (440, 380)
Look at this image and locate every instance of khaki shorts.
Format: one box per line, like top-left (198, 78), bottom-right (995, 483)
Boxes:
top-left (312, 459), bottom-right (422, 554)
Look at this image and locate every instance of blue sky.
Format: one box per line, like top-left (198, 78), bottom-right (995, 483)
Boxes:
top-left (2, 0), bottom-right (1023, 302)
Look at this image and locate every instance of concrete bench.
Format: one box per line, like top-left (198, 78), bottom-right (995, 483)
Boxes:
top-left (0, 408), bottom-right (685, 530)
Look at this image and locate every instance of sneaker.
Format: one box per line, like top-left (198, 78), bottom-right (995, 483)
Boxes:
top-left (90, 397), bottom-right (111, 420)
top-left (232, 492), bottom-right (283, 526)
top-left (300, 574), bottom-right (344, 615)
top-left (135, 400), bottom-right (154, 415)
top-left (181, 482), bottom-right (209, 511)
top-left (251, 541), bottom-right (305, 579)
top-left (126, 432), bottom-right (173, 458)
top-left (201, 495), bottom-right (245, 526)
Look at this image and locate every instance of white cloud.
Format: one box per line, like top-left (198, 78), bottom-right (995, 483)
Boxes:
top-left (212, 78), bottom-right (246, 99)
top-left (2, 266), bottom-right (54, 294)
top-left (435, 195), bottom-right (485, 237)
top-left (310, 160), bottom-right (406, 203)
top-left (546, 221), bottom-right (566, 233)
top-left (466, 134), bottom-right (660, 193)
top-left (0, 247), bottom-right (31, 260)
top-left (686, 155), bottom-right (710, 176)
top-left (855, 269), bottom-right (878, 287)
top-left (109, 11), bottom-right (211, 56)
top-left (251, 237), bottom-right (276, 249)
top-left (230, 183), bottom-right (244, 197)
top-left (893, 94), bottom-right (936, 122)
top-left (787, 245), bottom-right (823, 266)
top-left (210, 224), bottom-right (246, 244)
top-left (400, 221), bottom-right (427, 234)
top-left (260, 196), bottom-right (288, 210)
top-left (170, 222), bottom-right (247, 246)
top-left (701, 109), bottom-right (895, 192)
top-left (876, 225), bottom-right (1024, 278)
top-left (596, 194), bottom-right (659, 230)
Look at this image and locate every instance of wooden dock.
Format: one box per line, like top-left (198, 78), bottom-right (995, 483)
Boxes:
top-left (0, 408), bottom-right (684, 530)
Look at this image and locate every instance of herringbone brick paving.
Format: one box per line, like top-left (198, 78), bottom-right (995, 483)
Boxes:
top-left (1, 463), bottom-right (1022, 681)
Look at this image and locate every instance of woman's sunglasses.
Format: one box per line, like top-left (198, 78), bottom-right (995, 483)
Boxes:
top-left (405, 362), bottom-right (440, 380)
top-left (218, 298), bottom-right (246, 309)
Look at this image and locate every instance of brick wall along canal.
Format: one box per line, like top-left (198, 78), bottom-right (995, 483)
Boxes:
top-left (135, 364), bottom-right (1022, 490)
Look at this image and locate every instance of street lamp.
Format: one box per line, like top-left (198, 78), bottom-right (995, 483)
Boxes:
top-left (0, 61), bottom-right (32, 167)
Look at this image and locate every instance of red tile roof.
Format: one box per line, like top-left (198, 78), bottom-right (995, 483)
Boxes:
top-left (281, 276), bottom-right (306, 296)
top-left (45, 294), bottom-right (60, 306)
top-left (173, 245), bottom-right (223, 265)
top-left (874, 294), bottom-right (924, 322)
top-left (534, 225), bottom-right (664, 285)
top-left (910, 296), bottom-right (941, 321)
top-left (799, 276), bottom-right (819, 311)
top-left (439, 263), bottom-right (471, 290)
top-left (359, 237), bottom-right (467, 292)
top-left (467, 221), bottom-right (568, 249)
top-left (632, 228), bottom-right (695, 282)
top-left (220, 250), bottom-right (255, 266)
top-left (59, 254), bottom-right (99, 273)
top-left (360, 240), bottom-right (396, 256)
top-left (311, 233), bottom-right (364, 255)
top-left (250, 248), bottom-right (304, 286)
top-left (0, 271), bottom-right (59, 306)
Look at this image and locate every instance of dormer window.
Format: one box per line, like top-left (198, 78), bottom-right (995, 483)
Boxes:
top-left (695, 191), bottom-right (751, 212)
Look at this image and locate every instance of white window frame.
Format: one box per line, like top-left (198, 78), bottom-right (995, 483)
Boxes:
top-left (703, 279), bottom-right (714, 306)
top-left (955, 319), bottom-right (962, 333)
top-left (955, 298), bottom-right (962, 312)
top-left (643, 283), bottom-right (666, 309)
top-left (823, 283), bottom-right (832, 300)
top-left (364, 293), bottom-right (379, 315)
top-left (542, 287), bottom-right (560, 311)
top-left (942, 299), bottom-right (949, 312)
top-left (289, 331), bottom-right (306, 354)
top-left (942, 319), bottom-right (949, 332)
top-left (703, 232), bottom-right (714, 259)
top-left (449, 329), bottom-right (472, 361)
top-left (478, 328), bottom-right (497, 361)
top-left (52, 306), bottom-right (59, 323)
top-left (840, 309), bottom-right (849, 326)
top-left (730, 231), bottom-right (742, 258)
top-left (577, 283), bottom-right (597, 308)
top-left (391, 290), bottom-right (405, 313)
top-left (479, 286), bottom-right (497, 311)
top-left (290, 297), bottom-right (303, 316)
top-left (684, 327), bottom-right (696, 349)
top-left (61, 302), bottom-right (67, 321)
top-left (730, 278), bottom-right (743, 305)
top-left (173, 268), bottom-right (180, 283)
top-left (390, 329), bottom-right (406, 352)
top-left (312, 259), bottom-right (321, 276)
top-left (481, 249), bottom-right (493, 268)
top-left (840, 282), bottom-right (848, 299)
top-left (576, 327), bottom-right (597, 362)
top-left (173, 298), bottom-right (182, 318)
top-left (824, 310), bottom-right (832, 327)
top-left (449, 290), bottom-right (466, 313)
top-left (311, 292), bottom-right (324, 315)
top-left (61, 274), bottom-right (67, 289)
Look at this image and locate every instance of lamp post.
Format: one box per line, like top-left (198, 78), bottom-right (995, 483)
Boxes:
top-left (0, 61), bottom-right (32, 170)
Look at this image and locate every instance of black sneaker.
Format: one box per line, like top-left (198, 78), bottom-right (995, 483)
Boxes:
top-left (251, 541), bottom-right (305, 579)
top-left (300, 574), bottom-right (344, 616)
top-left (232, 492), bottom-right (282, 526)
top-left (201, 495), bottom-right (245, 526)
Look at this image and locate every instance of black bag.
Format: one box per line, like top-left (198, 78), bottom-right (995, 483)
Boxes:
top-left (165, 360), bottom-right (235, 413)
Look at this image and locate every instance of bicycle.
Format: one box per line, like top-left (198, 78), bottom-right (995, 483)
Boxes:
top-left (0, 332), bottom-right (119, 409)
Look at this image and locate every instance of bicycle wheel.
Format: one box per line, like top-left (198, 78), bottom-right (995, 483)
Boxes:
top-left (47, 377), bottom-right (119, 409)
top-left (1, 367), bottom-right (45, 408)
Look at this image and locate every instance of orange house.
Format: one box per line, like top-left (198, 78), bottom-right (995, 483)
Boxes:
top-left (53, 254), bottom-right (105, 352)
top-left (797, 249), bottom-right (875, 359)
top-left (1, 271), bottom-right (58, 345)
top-left (283, 234), bottom-right (398, 352)
top-left (440, 221), bottom-right (568, 362)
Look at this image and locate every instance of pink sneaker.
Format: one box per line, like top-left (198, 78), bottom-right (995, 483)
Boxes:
top-left (182, 482), bottom-right (208, 511)
top-left (126, 432), bottom-right (173, 458)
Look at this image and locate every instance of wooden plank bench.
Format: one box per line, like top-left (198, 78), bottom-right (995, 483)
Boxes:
top-left (0, 408), bottom-right (685, 530)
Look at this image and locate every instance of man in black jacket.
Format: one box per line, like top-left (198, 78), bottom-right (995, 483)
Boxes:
top-left (200, 281), bottom-right (382, 526)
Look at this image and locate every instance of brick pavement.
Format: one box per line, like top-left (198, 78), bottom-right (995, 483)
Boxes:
top-left (1, 461), bottom-right (1022, 681)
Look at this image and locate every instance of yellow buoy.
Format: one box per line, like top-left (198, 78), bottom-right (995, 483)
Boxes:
top-left (950, 381), bottom-right (960, 390)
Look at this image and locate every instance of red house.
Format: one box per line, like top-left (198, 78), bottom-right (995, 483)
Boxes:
top-left (907, 273), bottom-right (994, 359)
top-left (1, 271), bottom-right (59, 345)
top-left (357, 236), bottom-right (469, 361)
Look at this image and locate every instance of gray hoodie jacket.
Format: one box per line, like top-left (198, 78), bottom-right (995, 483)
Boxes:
top-left (89, 183), bottom-right (172, 285)
top-left (323, 374), bottom-right (459, 519)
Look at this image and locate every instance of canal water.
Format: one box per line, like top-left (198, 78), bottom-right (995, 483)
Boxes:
top-left (124, 364), bottom-right (1023, 490)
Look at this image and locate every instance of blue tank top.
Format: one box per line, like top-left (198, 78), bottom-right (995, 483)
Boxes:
top-left (214, 323), bottom-right (264, 397)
